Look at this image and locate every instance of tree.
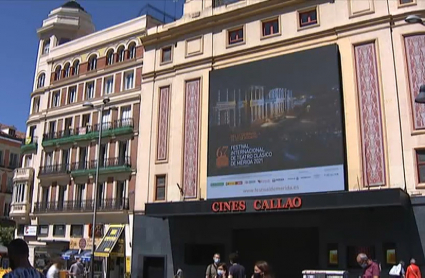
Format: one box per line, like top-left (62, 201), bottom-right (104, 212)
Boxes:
top-left (0, 226), bottom-right (14, 246)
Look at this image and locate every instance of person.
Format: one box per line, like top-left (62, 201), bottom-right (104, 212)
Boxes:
top-left (406, 258), bottom-right (422, 278)
top-left (357, 253), bottom-right (380, 278)
top-left (251, 261), bottom-right (273, 278)
top-left (4, 238), bottom-right (45, 278)
top-left (217, 263), bottom-right (228, 278)
top-left (206, 253), bottom-right (221, 278)
top-left (389, 261), bottom-right (405, 278)
top-left (46, 261), bottom-right (61, 278)
top-left (228, 253), bottom-right (245, 278)
top-left (68, 258), bottom-right (84, 278)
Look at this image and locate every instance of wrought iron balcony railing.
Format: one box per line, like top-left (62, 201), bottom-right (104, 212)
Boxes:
top-left (42, 118), bottom-right (134, 141)
top-left (33, 198), bottom-right (129, 213)
top-left (70, 156), bottom-right (131, 171)
top-left (39, 164), bottom-right (70, 176)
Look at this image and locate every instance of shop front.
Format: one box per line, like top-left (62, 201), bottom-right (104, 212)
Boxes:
top-left (132, 189), bottom-right (424, 278)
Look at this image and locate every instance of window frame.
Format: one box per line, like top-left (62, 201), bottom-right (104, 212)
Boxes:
top-left (38, 225), bottom-right (49, 237)
top-left (124, 71), bottom-right (135, 91)
top-left (103, 76), bottom-right (114, 95)
top-left (70, 224), bottom-right (84, 238)
top-left (52, 91), bottom-right (61, 108)
top-left (155, 175), bottom-right (167, 201)
top-left (298, 7), bottom-right (319, 29)
top-left (261, 17), bottom-right (281, 39)
top-left (417, 149), bottom-right (425, 184)
top-left (53, 224), bottom-right (66, 237)
top-left (129, 43), bottom-right (137, 59)
top-left (67, 86), bottom-right (77, 104)
top-left (227, 26), bottom-right (245, 47)
top-left (160, 46), bottom-right (173, 64)
top-left (398, 0), bottom-right (416, 6)
top-left (85, 81), bottom-right (95, 99)
top-left (88, 55), bottom-right (98, 71)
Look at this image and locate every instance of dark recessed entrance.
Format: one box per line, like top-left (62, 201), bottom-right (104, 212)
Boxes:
top-left (232, 227), bottom-right (319, 277)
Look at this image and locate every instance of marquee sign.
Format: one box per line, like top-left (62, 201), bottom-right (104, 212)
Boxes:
top-left (211, 197), bottom-right (302, 213)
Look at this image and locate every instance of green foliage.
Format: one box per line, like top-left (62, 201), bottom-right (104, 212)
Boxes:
top-left (0, 226), bottom-right (14, 246)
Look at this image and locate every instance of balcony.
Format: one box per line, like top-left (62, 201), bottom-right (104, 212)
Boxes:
top-left (70, 156), bottom-right (132, 183)
top-left (42, 118), bottom-right (134, 148)
top-left (10, 203), bottom-right (31, 222)
top-left (21, 136), bottom-right (38, 154)
top-left (33, 198), bottom-right (129, 214)
top-left (38, 164), bottom-right (70, 186)
top-left (13, 167), bottom-right (34, 183)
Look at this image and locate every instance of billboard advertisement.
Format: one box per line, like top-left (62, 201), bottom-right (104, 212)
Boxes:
top-left (207, 44), bottom-right (345, 199)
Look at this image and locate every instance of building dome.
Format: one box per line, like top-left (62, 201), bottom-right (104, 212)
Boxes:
top-left (61, 1), bottom-right (86, 12)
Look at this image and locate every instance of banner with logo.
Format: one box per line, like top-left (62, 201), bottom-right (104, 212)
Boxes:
top-left (207, 44), bottom-right (345, 199)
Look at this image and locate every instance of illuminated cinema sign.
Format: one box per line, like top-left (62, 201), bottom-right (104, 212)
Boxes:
top-left (211, 197), bottom-right (302, 213)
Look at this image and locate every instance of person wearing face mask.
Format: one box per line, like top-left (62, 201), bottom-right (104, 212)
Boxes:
top-left (217, 263), bottom-right (228, 278)
top-left (206, 253), bottom-right (221, 278)
top-left (251, 261), bottom-right (273, 278)
top-left (357, 253), bottom-right (380, 278)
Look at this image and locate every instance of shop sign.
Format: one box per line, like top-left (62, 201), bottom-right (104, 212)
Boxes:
top-left (211, 197), bottom-right (302, 213)
top-left (24, 225), bottom-right (37, 236)
top-left (69, 238), bottom-right (102, 250)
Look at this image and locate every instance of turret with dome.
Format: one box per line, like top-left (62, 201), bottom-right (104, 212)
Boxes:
top-left (36, 0), bottom-right (95, 55)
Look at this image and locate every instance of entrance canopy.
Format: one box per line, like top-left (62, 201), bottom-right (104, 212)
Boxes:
top-left (94, 225), bottom-right (125, 258)
top-left (145, 188), bottom-right (410, 217)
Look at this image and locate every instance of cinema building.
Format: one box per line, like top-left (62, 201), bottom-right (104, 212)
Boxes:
top-left (131, 0), bottom-right (425, 277)
top-left (10, 1), bottom-right (159, 276)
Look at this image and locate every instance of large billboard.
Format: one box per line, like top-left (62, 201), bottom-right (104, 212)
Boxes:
top-left (207, 44), bottom-right (345, 199)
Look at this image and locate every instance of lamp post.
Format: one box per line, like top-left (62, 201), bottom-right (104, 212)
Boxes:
top-left (404, 15), bottom-right (425, 103)
top-left (82, 96), bottom-right (110, 278)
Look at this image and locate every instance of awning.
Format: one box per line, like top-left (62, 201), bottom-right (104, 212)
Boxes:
top-left (61, 249), bottom-right (79, 260)
top-left (79, 251), bottom-right (92, 263)
top-left (74, 250), bottom-right (91, 260)
top-left (94, 225), bottom-right (125, 258)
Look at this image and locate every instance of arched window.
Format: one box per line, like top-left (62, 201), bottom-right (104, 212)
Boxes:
top-left (88, 55), bottom-right (97, 71)
top-left (63, 63), bottom-right (71, 78)
top-left (42, 39), bottom-right (50, 55)
top-left (72, 60), bottom-right (80, 76)
top-left (106, 50), bottom-right (114, 66)
top-left (54, 66), bottom-right (62, 81)
top-left (128, 42), bottom-right (136, 59)
top-left (37, 73), bottom-right (45, 88)
top-left (117, 46), bottom-right (125, 62)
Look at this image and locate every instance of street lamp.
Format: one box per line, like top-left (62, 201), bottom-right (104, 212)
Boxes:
top-left (405, 15), bottom-right (425, 25)
top-left (82, 96), bottom-right (110, 278)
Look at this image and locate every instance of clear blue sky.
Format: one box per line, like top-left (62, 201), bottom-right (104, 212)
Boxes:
top-left (0, 0), bottom-right (183, 132)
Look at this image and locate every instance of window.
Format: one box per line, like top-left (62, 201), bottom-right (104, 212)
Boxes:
top-left (155, 175), bottom-right (166, 201)
top-left (58, 38), bottom-right (70, 45)
top-left (88, 55), bottom-right (97, 71)
top-left (37, 73), bottom-right (45, 88)
top-left (32, 97), bottom-right (40, 114)
top-left (9, 153), bottom-right (18, 168)
top-left (128, 43), bottom-right (136, 59)
top-left (71, 225), bottom-right (84, 237)
top-left (64, 63), bottom-right (71, 78)
top-left (42, 40), bottom-right (50, 55)
top-left (13, 183), bottom-right (26, 203)
top-left (262, 18), bottom-right (280, 37)
top-left (86, 81), bottom-right (95, 99)
top-left (417, 150), bottom-right (425, 183)
top-left (228, 27), bottom-right (244, 45)
top-left (82, 114), bottom-right (90, 128)
top-left (121, 106), bottom-right (131, 121)
top-left (52, 91), bottom-right (60, 107)
top-left (161, 46), bottom-right (172, 63)
top-left (17, 225), bottom-right (24, 236)
top-left (6, 177), bottom-right (13, 193)
top-left (213, 0), bottom-right (242, 8)
top-left (106, 50), bottom-right (114, 66)
top-left (73, 60), bottom-right (80, 76)
top-left (400, 0), bottom-right (414, 4)
top-left (117, 46), bottom-right (125, 62)
top-left (54, 66), bottom-right (62, 81)
top-left (124, 72), bottom-right (134, 90)
top-left (68, 86), bottom-right (77, 104)
top-left (53, 225), bottom-right (65, 237)
top-left (299, 9), bottom-right (318, 27)
top-left (102, 110), bottom-right (111, 130)
top-left (45, 151), bottom-right (53, 166)
top-left (104, 76), bottom-right (114, 94)
top-left (0, 151), bottom-right (3, 166)
top-left (3, 203), bottom-right (10, 217)
top-left (38, 225), bottom-right (49, 237)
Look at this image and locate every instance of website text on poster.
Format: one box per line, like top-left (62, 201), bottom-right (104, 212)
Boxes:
top-left (207, 44), bottom-right (346, 199)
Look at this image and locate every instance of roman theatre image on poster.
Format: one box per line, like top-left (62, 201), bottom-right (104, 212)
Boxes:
top-left (207, 44), bottom-right (346, 199)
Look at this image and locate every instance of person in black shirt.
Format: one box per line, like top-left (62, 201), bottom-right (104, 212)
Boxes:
top-left (228, 253), bottom-right (245, 278)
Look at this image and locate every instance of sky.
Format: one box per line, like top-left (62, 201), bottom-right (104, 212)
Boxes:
top-left (0, 0), bottom-right (184, 132)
